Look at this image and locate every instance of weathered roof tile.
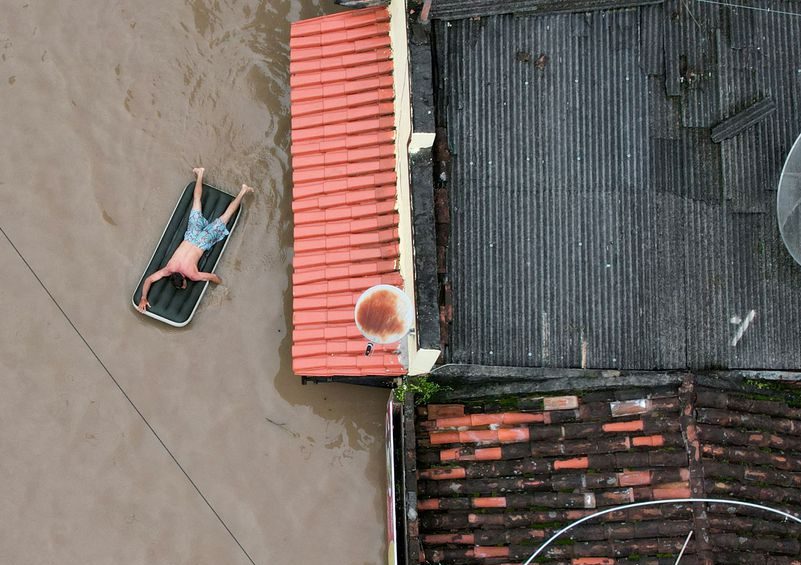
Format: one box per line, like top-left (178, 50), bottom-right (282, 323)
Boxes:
top-left (413, 379), bottom-right (801, 563)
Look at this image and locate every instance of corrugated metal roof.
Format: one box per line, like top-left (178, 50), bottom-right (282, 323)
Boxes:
top-left (435, 2), bottom-right (801, 370)
top-left (428, 0), bottom-right (663, 19)
top-left (290, 7), bottom-right (406, 377)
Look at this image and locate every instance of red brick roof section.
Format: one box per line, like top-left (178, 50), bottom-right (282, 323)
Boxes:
top-left (412, 381), bottom-right (801, 564)
top-left (289, 7), bottom-right (404, 377)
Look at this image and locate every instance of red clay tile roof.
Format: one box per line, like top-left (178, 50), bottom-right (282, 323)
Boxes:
top-left (289, 7), bottom-right (405, 377)
top-left (411, 377), bottom-right (801, 564)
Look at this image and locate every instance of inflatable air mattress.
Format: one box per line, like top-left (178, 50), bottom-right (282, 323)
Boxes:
top-left (132, 181), bottom-right (241, 327)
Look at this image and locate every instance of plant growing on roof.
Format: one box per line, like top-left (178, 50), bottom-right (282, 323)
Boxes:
top-left (394, 374), bottom-right (449, 404)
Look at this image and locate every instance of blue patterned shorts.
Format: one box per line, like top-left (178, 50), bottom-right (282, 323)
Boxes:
top-left (184, 210), bottom-right (230, 251)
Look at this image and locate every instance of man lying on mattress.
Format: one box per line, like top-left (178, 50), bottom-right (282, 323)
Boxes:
top-left (137, 167), bottom-right (253, 313)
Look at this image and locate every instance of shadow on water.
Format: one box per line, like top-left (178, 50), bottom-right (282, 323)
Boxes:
top-left (234, 0), bottom-right (390, 447)
top-left (273, 231), bottom-right (389, 452)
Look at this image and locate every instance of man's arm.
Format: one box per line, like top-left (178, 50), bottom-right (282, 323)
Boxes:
top-left (137, 268), bottom-right (170, 313)
top-left (192, 272), bottom-right (222, 285)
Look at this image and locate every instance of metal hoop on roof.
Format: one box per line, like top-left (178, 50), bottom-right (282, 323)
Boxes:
top-left (522, 498), bottom-right (801, 565)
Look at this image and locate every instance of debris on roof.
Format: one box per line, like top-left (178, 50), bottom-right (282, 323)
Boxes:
top-left (711, 96), bottom-right (777, 144)
top-left (289, 6), bottom-right (406, 377)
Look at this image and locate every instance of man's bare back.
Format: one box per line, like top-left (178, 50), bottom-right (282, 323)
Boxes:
top-left (165, 240), bottom-right (207, 280)
top-left (137, 167), bottom-right (254, 313)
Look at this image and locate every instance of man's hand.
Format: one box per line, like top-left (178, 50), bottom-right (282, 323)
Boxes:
top-left (138, 268), bottom-right (169, 314)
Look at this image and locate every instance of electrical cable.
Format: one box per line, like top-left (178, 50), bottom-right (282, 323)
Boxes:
top-left (523, 498), bottom-right (801, 564)
top-left (0, 224), bottom-right (257, 565)
top-left (695, 0), bottom-right (801, 18)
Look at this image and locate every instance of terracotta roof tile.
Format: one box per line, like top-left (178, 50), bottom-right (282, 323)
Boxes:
top-left (295, 200), bottom-right (397, 225)
top-left (295, 142), bottom-right (395, 168)
top-left (292, 156), bottom-right (395, 184)
top-left (289, 47), bottom-right (392, 75)
top-left (602, 420), bottom-right (644, 433)
top-left (290, 7), bottom-right (389, 38)
top-left (293, 186), bottom-right (396, 214)
top-left (292, 272), bottom-right (403, 298)
top-left (294, 213), bottom-right (399, 240)
top-left (293, 171), bottom-right (396, 199)
top-left (292, 307), bottom-right (355, 326)
top-left (292, 339), bottom-right (385, 358)
top-left (290, 59), bottom-right (393, 88)
top-left (291, 115), bottom-right (395, 143)
top-left (292, 130), bottom-right (396, 155)
top-left (424, 405), bottom-right (466, 419)
top-left (293, 292), bottom-right (360, 311)
top-left (291, 74), bottom-right (394, 103)
top-left (292, 34), bottom-right (391, 65)
top-left (290, 100), bottom-right (395, 130)
top-left (289, 21), bottom-right (390, 50)
top-left (289, 7), bottom-right (403, 378)
top-left (292, 259), bottom-right (397, 286)
top-left (293, 243), bottom-right (400, 270)
top-left (293, 324), bottom-right (362, 343)
top-left (293, 351), bottom-right (401, 376)
top-left (554, 456), bottom-right (591, 470)
top-left (631, 434), bottom-right (666, 447)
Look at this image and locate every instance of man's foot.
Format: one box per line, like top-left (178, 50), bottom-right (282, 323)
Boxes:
top-left (241, 184), bottom-right (254, 195)
top-left (193, 167), bottom-right (205, 178)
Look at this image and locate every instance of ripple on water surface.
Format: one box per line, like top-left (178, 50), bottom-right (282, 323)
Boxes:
top-left (0, 1), bottom-right (386, 564)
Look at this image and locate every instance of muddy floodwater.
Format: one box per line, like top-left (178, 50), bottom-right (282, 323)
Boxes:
top-left (0, 2), bottom-right (388, 564)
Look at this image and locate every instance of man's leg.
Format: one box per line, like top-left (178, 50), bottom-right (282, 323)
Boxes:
top-left (218, 184), bottom-right (254, 224)
top-left (192, 167), bottom-right (205, 211)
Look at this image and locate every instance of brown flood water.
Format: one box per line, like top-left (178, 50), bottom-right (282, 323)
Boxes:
top-left (0, 2), bottom-right (388, 564)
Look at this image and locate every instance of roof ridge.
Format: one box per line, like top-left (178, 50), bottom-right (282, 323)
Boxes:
top-left (289, 6), bottom-right (388, 39)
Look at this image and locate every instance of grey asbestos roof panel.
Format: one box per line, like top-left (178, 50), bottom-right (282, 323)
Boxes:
top-left (435, 0), bottom-right (801, 370)
top-left (429, 0), bottom-right (663, 20)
